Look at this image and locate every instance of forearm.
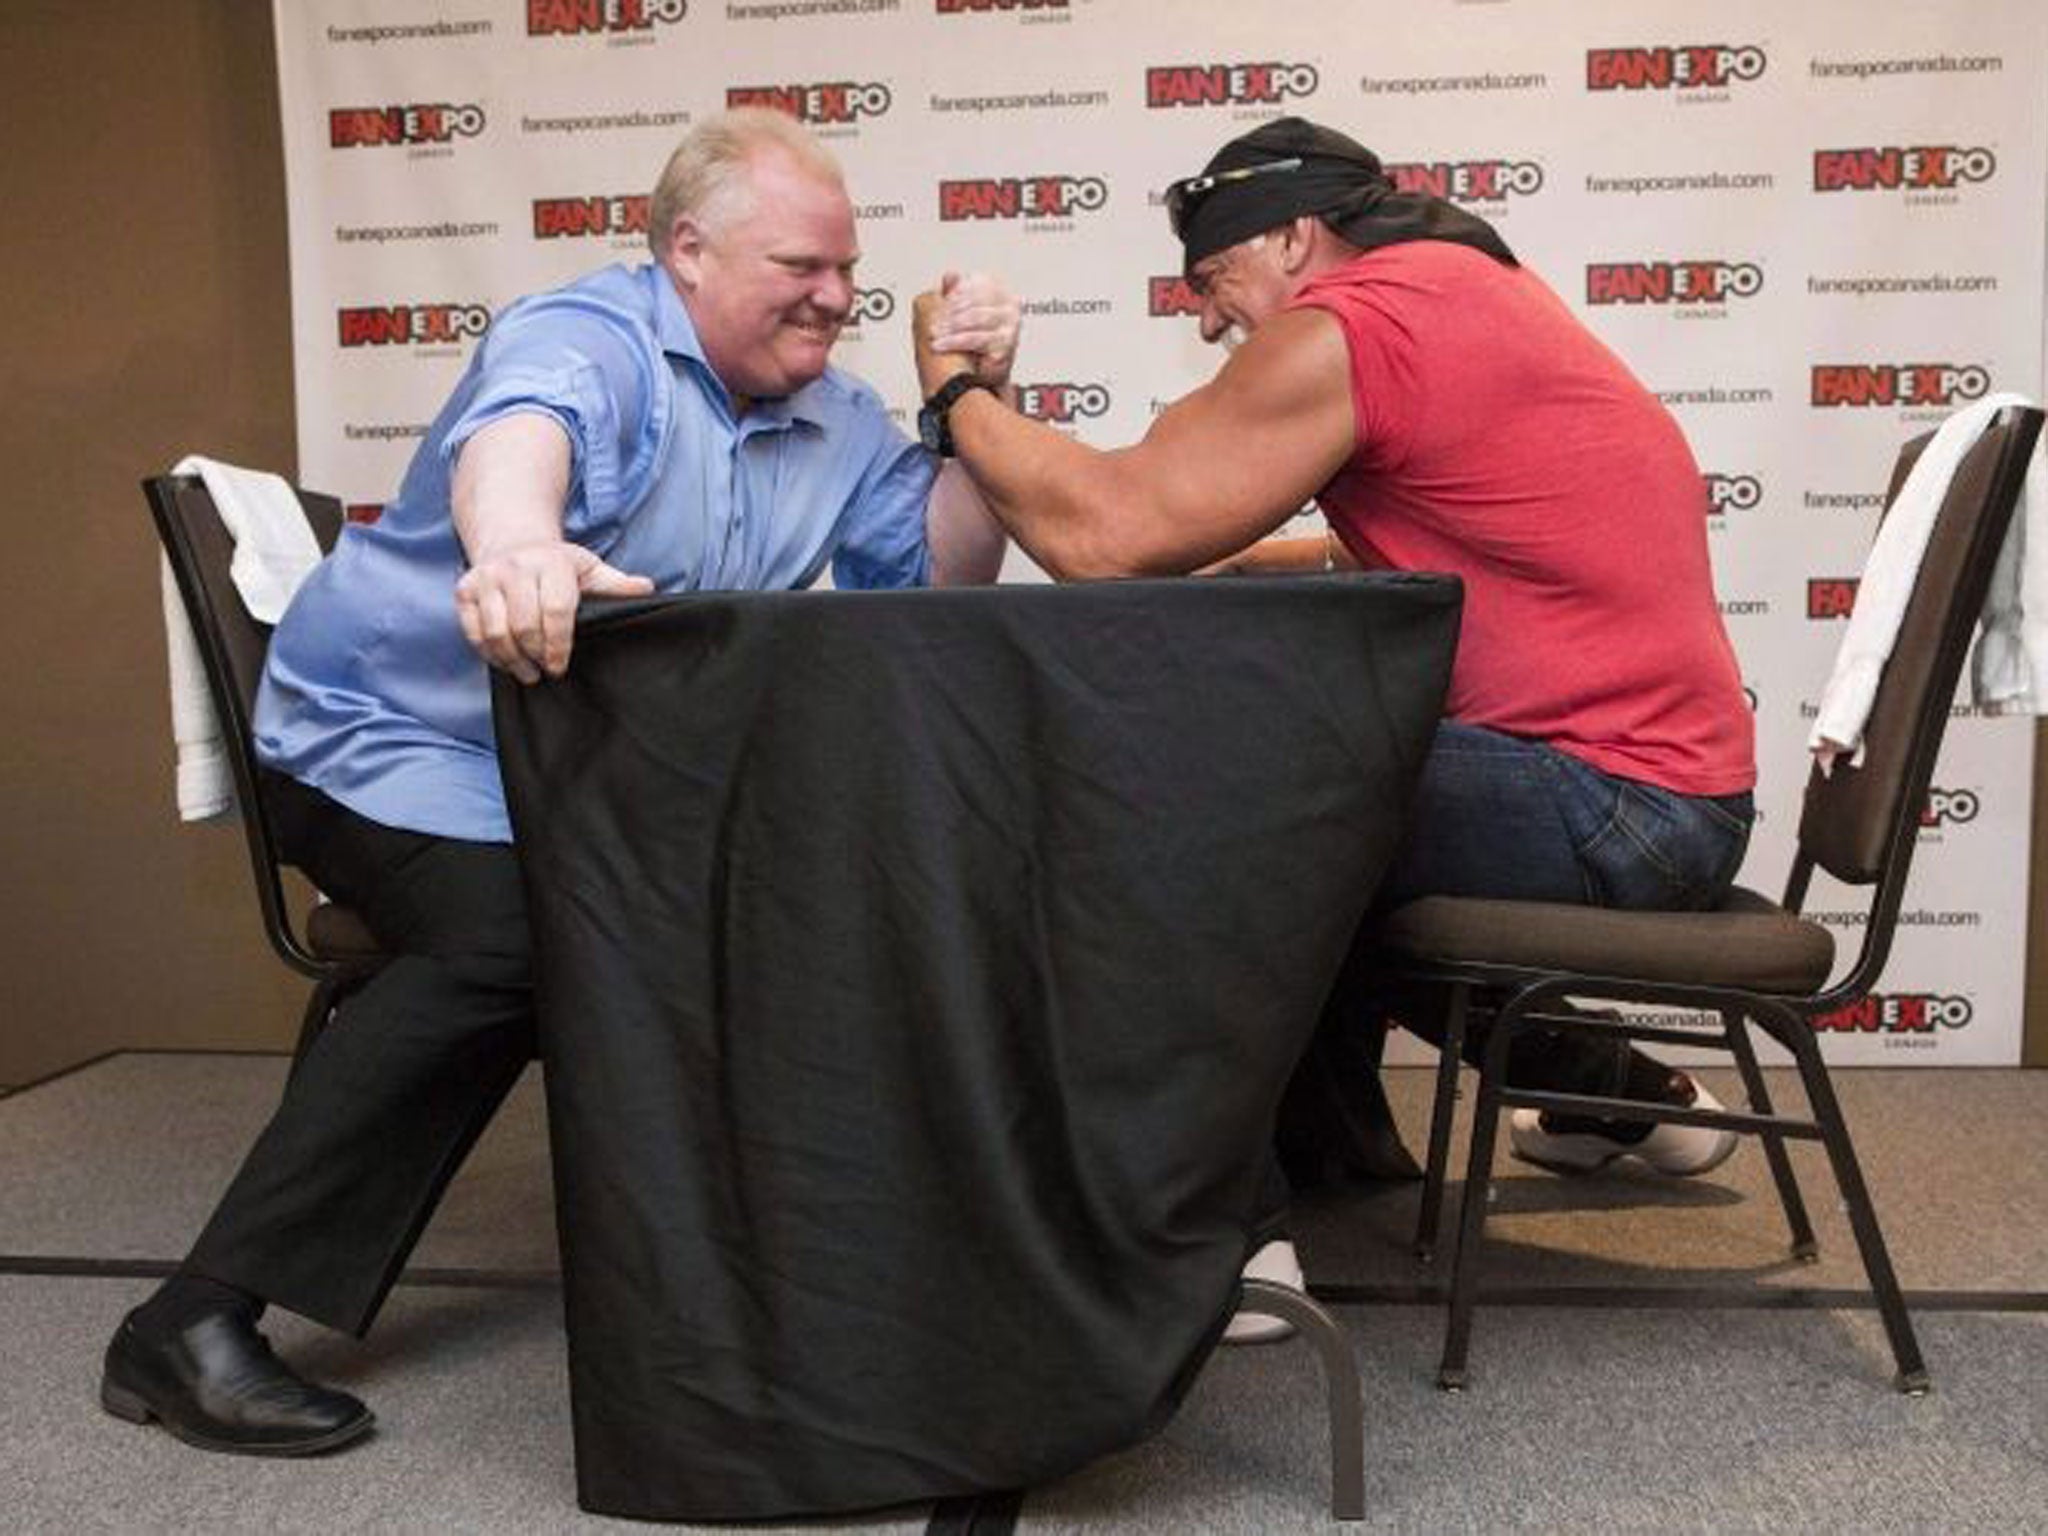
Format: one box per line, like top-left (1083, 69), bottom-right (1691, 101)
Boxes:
top-left (451, 413), bottom-right (574, 562)
top-left (450, 411), bottom-right (651, 684)
top-left (926, 461), bottom-right (1009, 586)
top-left (944, 390), bottom-right (1181, 581)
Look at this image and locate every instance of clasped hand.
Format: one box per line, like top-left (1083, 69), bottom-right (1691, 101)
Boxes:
top-left (915, 270), bottom-right (1020, 398)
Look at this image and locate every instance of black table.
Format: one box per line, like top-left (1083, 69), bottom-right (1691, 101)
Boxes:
top-left (493, 574), bottom-right (1459, 1521)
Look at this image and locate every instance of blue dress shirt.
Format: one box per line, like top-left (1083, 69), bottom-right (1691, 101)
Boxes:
top-left (255, 263), bottom-right (938, 843)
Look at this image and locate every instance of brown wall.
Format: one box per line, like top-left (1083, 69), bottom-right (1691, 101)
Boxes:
top-left (0, 3), bottom-right (305, 1087)
top-left (0, 6), bottom-right (2039, 1088)
top-left (2030, 724), bottom-right (2048, 1067)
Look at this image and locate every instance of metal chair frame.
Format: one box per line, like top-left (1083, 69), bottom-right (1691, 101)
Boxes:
top-left (1388, 405), bottom-right (2044, 1395)
top-left (143, 473), bottom-right (386, 1064)
top-left (1233, 1280), bottom-right (1366, 1520)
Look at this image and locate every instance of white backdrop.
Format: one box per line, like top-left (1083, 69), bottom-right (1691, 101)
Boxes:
top-left (274, 0), bottom-right (2048, 1066)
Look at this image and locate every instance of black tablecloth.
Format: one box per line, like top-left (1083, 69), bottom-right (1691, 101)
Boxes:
top-left (492, 574), bottom-right (1459, 1521)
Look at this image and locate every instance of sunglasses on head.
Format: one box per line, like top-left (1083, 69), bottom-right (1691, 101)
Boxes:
top-left (1163, 157), bottom-right (1304, 238)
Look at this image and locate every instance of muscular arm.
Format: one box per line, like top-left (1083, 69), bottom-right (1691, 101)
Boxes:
top-left (916, 306), bottom-right (1358, 581)
top-left (451, 413), bottom-right (651, 682)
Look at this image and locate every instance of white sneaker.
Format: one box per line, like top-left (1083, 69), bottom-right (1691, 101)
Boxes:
top-left (1223, 1239), bottom-right (1304, 1344)
top-left (1509, 1074), bottom-right (1739, 1177)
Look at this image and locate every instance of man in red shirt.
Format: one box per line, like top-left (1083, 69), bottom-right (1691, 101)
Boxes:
top-left (911, 118), bottom-right (1756, 1291)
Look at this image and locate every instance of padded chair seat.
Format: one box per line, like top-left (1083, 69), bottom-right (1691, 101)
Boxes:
top-left (1377, 885), bottom-right (1836, 996)
top-left (306, 900), bottom-right (385, 965)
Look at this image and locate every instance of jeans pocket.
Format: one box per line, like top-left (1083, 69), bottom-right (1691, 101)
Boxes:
top-left (1572, 780), bottom-right (1744, 911)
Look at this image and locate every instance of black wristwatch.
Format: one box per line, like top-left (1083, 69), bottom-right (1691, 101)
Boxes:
top-left (918, 374), bottom-right (998, 458)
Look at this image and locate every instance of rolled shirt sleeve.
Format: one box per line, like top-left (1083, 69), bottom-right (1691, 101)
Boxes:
top-left (437, 289), bottom-right (674, 552)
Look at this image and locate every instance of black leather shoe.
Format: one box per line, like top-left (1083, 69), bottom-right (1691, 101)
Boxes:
top-left (101, 1309), bottom-right (374, 1456)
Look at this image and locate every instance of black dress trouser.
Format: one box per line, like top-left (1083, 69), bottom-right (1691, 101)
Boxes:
top-left (184, 772), bottom-right (537, 1336)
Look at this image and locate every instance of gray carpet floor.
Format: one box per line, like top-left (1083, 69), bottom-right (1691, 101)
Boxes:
top-left (3, 1053), bottom-right (2043, 1532)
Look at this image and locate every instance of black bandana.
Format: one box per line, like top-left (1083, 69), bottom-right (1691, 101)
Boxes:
top-left (1170, 116), bottom-right (1516, 273)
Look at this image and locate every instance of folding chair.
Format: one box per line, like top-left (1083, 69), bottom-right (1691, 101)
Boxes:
top-left (1375, 404), bottom-right (2043, 1392)
top-left (144, 473), bottom-right (388, 1066)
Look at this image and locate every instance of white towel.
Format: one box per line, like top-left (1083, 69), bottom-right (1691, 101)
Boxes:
top-left (161, 555), bottom-right (233, 818)
top-left (161, 456), bottom-right (325, 821)
top-left (1969, 417), bottom-right (2048, 713)
top-left (1808, 394), bottom-right (2047, 773)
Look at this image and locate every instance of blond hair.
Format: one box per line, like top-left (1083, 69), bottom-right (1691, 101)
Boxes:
top-left (647, 108), bottom-right (846, 256)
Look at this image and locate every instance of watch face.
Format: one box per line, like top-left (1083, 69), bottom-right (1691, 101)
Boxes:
top-left (917, 405), bottom-right (947, 455)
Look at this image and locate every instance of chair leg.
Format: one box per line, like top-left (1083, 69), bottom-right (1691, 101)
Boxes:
top-left (1235, 1279), bottom-right (1366, 1520)
top-left (1722, 1008), bottom-right (1818, 1259)
top-left (1414, 983), bottom-right (1469, 1263)
top-left (1782, 1022), bottom-right (1930, 1394)
top-left (1437, 1003), bottom-right (1516, 1391)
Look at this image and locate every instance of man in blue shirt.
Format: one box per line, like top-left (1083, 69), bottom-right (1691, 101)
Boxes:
top-left (102, 108), bottom-right (1019, 1455)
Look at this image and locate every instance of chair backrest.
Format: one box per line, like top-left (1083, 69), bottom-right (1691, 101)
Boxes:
top-left (143, 473), bottom-right (343, 979)
top-left (1791, 404), bottom-right (2044, 1000)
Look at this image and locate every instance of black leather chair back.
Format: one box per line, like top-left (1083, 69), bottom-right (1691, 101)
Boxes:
top-left (1799, 407), bottom-right (2041, 886)
top-left (143, 473), bottom-right (346, 981)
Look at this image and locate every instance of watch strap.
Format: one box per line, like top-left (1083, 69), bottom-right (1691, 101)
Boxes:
top-left (920, 374), bottom-right (997, 457)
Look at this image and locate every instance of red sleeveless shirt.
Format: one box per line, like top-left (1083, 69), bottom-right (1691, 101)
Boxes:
top-left (1294, 243), bottom-right (1754, 795)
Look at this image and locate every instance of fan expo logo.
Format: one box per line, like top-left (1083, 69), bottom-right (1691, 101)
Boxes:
top-left (1586, 261), bottom-right (1762, 305)
top-left (1704, 473), bottom-right (1762, 515)
top-left (1016, 382), bottom-right (1111, 423)
top-left (727, 83), bottom-right (891, 126)
top-left (532, 195), bottom-right (648, 239)
top-left (1814, 146), bottom-right (1997, 193)
top-left (330, 104), bottom-right (485, 149)
top-left (936, 0), bottom-right (1068, 12)
top-left (1813, 993), bottom-right (1972, 1034)
top-left (1148, 276), bottom-right (1201, 318)
top-left (1923, 787), bottom-right (1981, 828)
top-left (847, 287), bottom-right (896, 329)
top-left (1806, 577), bottom-right (1859, 619)
top-left (338, 304), bottom-right (492, 348)
top-left (939, 176), bottom-right (1108, 222)
top-left (1145, 63), bottom-right (1319, 109)
top-left (1386, 160), bottom-right (1543, 204)
top-left (1811, 363), bottom-right (1990, 409)
top-left (527, 0), bottom-right (686, 35)
top-left (1586, 45), bottom-right (1767, 91)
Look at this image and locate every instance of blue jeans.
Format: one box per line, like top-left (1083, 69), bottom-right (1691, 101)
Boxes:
top-left (1376, 720), bottom-right (1753, 912)
top-left (1270, 723), bottom-right (1755, 1221)
top-left (1364, 721), bottom-right (1753, 1100)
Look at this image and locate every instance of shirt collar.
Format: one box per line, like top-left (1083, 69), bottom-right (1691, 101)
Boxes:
top-left (646, 264), bottom-right (830, 432)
